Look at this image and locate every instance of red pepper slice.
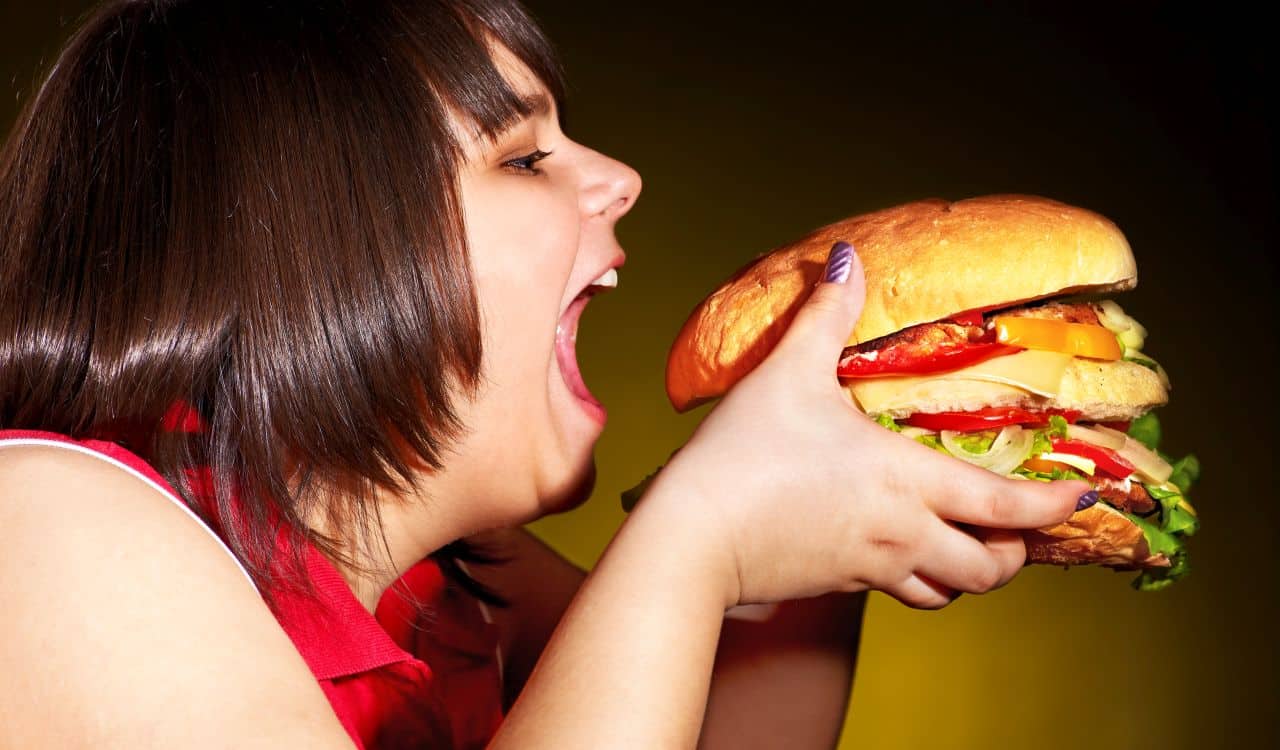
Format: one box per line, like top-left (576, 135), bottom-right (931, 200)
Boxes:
top-left (1099, 420), bottom-right (1132, 433)
top-left (902, 407), bottom-right (1080, 432)
top-left (950, 310), bottom-right (986, 327)
top-left (837, 342), bottom-right (1021, 378)
top-left (1049, 438), bottom-right (1136, 479)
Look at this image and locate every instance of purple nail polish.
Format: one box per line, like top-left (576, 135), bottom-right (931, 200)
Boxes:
top-left (1075, 490), bottom-right (1099, 512)
top-left (825, 241), bottom-right (855, 284)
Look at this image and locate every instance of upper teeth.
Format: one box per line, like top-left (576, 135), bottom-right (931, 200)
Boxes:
top-left (589, 268), bottom-right (618, 288)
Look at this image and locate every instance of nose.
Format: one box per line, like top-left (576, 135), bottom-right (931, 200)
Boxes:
top-left (578, 147), bottom-right (642, 223)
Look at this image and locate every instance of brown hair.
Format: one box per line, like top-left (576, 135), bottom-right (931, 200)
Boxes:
top-left (0, 0), bottom-right (566, 598)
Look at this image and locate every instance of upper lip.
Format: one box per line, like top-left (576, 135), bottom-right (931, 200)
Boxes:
top-left (573, 252), bottom-right (627, 302)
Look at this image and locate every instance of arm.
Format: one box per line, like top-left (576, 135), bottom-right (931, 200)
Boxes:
top-left (478, 529), bottom-right (865, 747)
top-left (0, 446), bottom-right (354, 749)
top-left (702, 593), bottom-right (866, 749)
top-left (490, 494), bottom-right (734, 749)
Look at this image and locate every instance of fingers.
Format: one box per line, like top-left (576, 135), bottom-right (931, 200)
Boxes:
top-left (966, 527), bottom-right (1028, 590)
top-left (883, 573), bottom-right (954, 610)
top-left (885, 526), bottom-right (1029, 609)
top-left (929, 470), bottom-right (1092, 530)
top-left (916, 521), bottom-right (1027, 594)
top-left (770, 241), bottom-right (866, 374)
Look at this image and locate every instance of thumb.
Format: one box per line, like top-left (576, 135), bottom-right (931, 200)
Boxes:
top-left (772, 241), bottom-right (866, 373)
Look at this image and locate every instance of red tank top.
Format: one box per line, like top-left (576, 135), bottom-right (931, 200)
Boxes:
top-left (0, 429), bottom-right (505, 749)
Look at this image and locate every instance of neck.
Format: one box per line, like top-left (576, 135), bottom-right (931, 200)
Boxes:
top-left (316, 481), bottom-right (472, 614)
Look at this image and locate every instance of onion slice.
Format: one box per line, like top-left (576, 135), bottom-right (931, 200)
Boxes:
top-left (939, 426), bottom-right (1034, 476)
top-left (1094, 300), bottom-right (1147, 350)
top-left (1116, 437), bottom-right (1173, 483)
top-left (1091, 423), bottom-right (1130, 444)
top-left (1066, 423), bottom-right (1127, 450)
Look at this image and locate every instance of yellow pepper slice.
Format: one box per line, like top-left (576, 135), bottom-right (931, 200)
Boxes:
top-left (1021, 457), bottom-right (1075, 474)
top-left (992, 316), bottom-right (1123, 360)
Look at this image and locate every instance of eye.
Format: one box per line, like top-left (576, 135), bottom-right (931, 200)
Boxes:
top-left (502, 148), bottom-right (552, 175)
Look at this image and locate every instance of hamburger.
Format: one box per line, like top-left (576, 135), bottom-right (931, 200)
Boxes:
top-left (640, 194), bottom-right (1199, 590)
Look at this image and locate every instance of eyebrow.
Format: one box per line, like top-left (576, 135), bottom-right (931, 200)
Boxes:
top-left (517, 91), bottom-right (553, 120)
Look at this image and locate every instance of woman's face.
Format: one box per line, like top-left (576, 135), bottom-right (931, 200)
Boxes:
top-left (447, 45), bottom-right (641, 524)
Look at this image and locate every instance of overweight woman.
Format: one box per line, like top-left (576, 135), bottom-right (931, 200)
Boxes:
top-left (0, 1), bottom-right (1086, 747)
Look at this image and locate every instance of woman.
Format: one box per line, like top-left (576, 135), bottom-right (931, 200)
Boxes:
top-left (0, 1), bottom-right (1088, 747)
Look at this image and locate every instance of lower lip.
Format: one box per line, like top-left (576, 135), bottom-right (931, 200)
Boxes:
top-left (556, 293), bottom-right (607, 424)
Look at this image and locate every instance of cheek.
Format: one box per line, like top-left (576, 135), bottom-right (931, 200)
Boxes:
top-left (465, 179), bottom-right (580, 375)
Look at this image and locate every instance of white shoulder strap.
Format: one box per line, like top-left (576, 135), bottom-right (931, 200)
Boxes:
top-left (0, 438), bottom-right (259, 593)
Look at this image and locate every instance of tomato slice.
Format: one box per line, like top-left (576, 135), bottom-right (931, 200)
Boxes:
top-left (1049, 438), bottom-right (1136, 479)
top-left (837, 342), bottom-right (1021, 378)
top-left (902, 407), bottom-right (1080, 431)
top-left (992, 316), bottom-right (1122, 360)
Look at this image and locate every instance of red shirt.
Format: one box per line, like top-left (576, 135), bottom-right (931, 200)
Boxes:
top-left (0, 430), bottom-right (504, 749)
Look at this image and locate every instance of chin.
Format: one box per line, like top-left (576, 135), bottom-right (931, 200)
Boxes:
top-left (539, 457), bottom-right (598, 516)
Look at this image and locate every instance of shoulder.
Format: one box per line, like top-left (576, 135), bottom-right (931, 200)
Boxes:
top-left (0, 441), bottom-right (354, 748)
top-left (1, 439), bottom-right (159, 494)
top-left (0, 440), bottom-right (217, 568)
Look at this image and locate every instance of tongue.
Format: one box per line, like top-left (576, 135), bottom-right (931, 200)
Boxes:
top-left (556, 294), bottom-right (601, 407)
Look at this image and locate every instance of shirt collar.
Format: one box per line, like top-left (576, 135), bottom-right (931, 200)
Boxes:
top-left (272, 545), bottom-right (418, 681)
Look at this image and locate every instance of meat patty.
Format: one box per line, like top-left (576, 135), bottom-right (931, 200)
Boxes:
top-left (852, 319), bottom-right (985, 355)
top-left (852, 301), bottom-right (1101, 355)
top-left (1095, 476), bottom-right (1157, 515)
top-left (1001, 301), bottom-right (1102, 326)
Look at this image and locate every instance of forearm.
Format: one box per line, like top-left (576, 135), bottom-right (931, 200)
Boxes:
top-left (701, 593), bottom-right (866, 749)
top-left (491, 495), bottom-right (733, 749)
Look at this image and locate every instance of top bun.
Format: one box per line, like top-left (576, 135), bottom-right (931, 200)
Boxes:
top-left (666, 195), bottom-right (1137, 411)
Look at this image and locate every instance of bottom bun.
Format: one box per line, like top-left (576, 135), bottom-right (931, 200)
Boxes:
top-left (1025, 503), bottom-right (1170, 569)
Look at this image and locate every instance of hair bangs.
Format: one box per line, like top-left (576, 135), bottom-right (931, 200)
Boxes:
top-left (391, 0), bottom-right (569, 147)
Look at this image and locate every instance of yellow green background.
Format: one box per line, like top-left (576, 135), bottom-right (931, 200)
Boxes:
top-left (5, 2), bottom-right (1275, 747)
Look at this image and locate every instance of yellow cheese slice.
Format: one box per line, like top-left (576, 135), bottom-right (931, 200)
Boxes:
top-left (847, 350), bottom-right (1074, 415)
top-left (942, 349), bottom-right (1074, 395)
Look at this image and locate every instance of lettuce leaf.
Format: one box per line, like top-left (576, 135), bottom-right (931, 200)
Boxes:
top-left (1163, 504), bottom-right (1200, 536)
top-left (1047, 414), bottom-right (1070, 439)
top-left (916, 433), bottom-right (948, 454)
top-left (875, 413), bottom-right (903, 432)
top-left (1126, 353), bottom-right (1162, 372)
top-left (1168, 454), bottom-right (1201, 494)
top-left (1133, 550), bottom-right (1190, 591)
top-left (1014, 465), bottom-right (1088, 483)
top-left (1128, 412), bottom-right (1162, 451)
top-left (1028, 429), bottom-right (1053, 458)
top-left (948, 430), bottom-right (998, 454)
top-left (1146, 483), bottom-right (1199, 536)
top-left (1122, 510), bottom-right (1191, 591)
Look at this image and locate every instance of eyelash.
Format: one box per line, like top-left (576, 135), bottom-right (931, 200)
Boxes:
top-left (502, 149), bottom-right (552, 175)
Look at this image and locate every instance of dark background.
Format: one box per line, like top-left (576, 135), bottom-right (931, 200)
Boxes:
top-left (4, 1), bottom-right (1275, 747)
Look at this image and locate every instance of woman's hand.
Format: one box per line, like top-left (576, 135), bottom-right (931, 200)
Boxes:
top-left (645, 242), bottom-right (1089, 609)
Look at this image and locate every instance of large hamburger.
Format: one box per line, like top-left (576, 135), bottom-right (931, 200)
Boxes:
top-left (650, 195), bottom-right (1199, 590)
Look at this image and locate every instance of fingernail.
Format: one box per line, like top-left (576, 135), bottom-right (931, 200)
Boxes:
top-left (1075, 490), bottom-right (1099, 512)
top-left (824, 241), bottom-right (855, 284)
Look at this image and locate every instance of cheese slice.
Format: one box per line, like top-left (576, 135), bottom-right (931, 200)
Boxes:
top-left (847, 350), bottom-right (1074, 415)
top-left (941, 349), bottom-right (1074, 395)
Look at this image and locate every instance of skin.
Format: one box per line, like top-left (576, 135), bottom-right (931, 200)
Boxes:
top-left (348, 44), bottom-right (641, 604)
top-left (0, 40), bottom-right (1088, 749)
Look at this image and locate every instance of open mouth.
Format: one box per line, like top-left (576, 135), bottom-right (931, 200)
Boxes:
top-left (555, 268), bottom-right (618, 421)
